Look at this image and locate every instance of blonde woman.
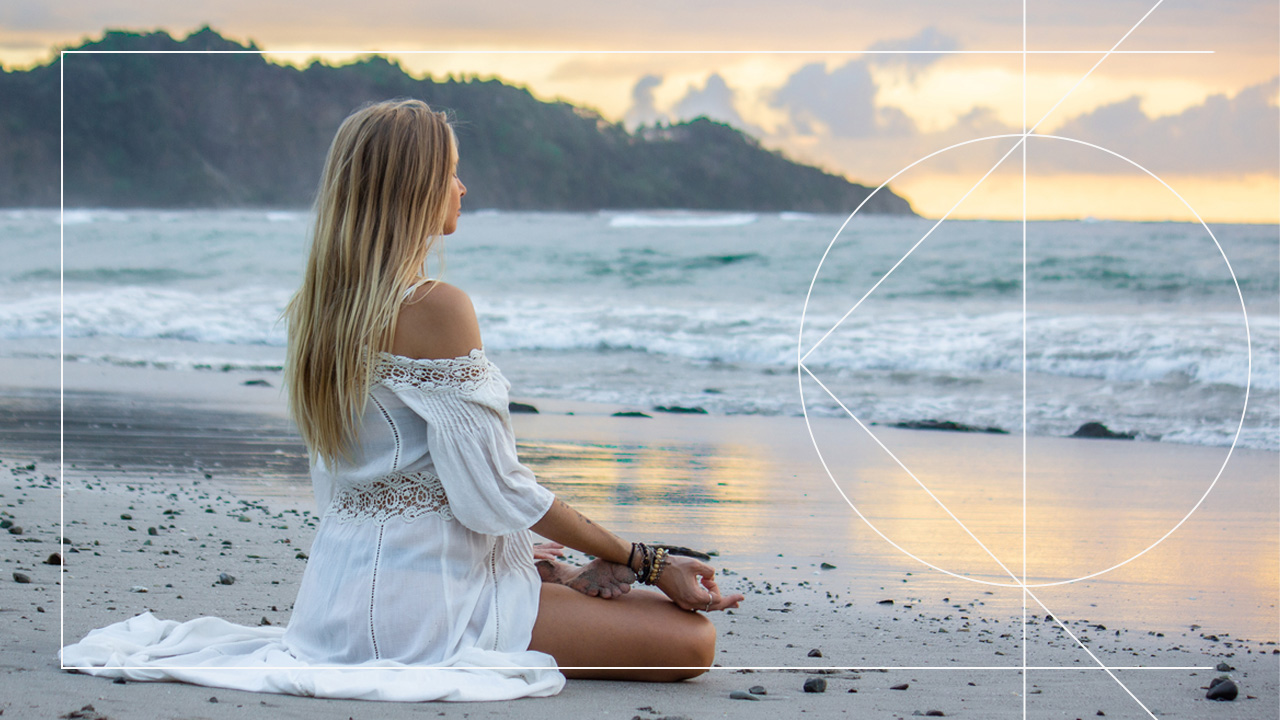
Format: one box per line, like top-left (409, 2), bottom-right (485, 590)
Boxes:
top-left (62, 98), bottom-right (741, 702)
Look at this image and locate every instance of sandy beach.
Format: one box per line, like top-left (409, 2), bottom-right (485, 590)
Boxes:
top-left (1, 357), bottom-right (1276, 719)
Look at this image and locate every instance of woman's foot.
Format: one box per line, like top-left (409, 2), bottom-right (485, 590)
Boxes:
top-left (537, 558), bottom-right (636, 599)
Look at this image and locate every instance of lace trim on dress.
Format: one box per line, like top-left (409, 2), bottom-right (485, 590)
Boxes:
top-left (326, 471), bottom-right (454, 524)
top-left (373, 349), bottom-right (490, 392)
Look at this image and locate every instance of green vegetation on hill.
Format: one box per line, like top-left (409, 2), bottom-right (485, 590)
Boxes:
top-left (0, 28), bottom-right (915, 214)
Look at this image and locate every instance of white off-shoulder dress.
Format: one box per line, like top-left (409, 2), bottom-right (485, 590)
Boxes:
top-left (60, 350), bottom-right (565, 702)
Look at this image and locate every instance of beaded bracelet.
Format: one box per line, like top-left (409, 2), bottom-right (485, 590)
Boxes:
top-left (646, 546), bottom-right (669, 585)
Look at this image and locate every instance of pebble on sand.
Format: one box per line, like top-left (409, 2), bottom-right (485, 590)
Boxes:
top-left (803, 677), bottom-right (827, 693)
top-left (218, 572), bottom-right (236, 585)
top-left (891, 683), bottom-right (910, 690)
top-left (13, 571), bottom-right (30, 583)
top-left (1206, 677), bottom-right (1238, 701)
top-left (729, 690), bottom-right (761, 701)
top-left (44, 552), bottom-right (61, 565)
top-left (807, 648), bottom-right (823, 657)
top-left (748, 685), bottom-right (767, 695)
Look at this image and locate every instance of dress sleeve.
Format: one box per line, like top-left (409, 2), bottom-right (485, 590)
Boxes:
top-left (383, 356), bottom-right (554, 536)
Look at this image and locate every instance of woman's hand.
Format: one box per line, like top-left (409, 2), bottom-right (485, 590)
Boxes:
top-left (532, 541), bottom-right (565, 562)
top-left (655, 555), bottom-right (744, 612)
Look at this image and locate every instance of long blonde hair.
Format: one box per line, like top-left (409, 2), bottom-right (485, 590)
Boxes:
top-left (285, 99), bottom-right (456, 465)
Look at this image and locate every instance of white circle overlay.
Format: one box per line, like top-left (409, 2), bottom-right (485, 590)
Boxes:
top-left (797, 132), bottom-right (1253, 589)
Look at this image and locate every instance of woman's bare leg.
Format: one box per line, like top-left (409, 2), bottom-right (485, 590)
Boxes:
top-left (529, 583), bottom-right (717, 681)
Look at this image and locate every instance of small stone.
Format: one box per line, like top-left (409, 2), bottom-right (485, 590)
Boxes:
top-left (926, 712), bottom-right (945, 717)
top-left (238, 515), bottom-right (251, 523)
top-left (1215, 662), bottom-right (1234, 671)
top-left (37, 606), bottom-right (45, 612)
top-left (729, 690), bottom-right (761, 701)
top-left (877, 599), bottom-right (894, 605)
top-left (612, 411), bottom-right (651, 418)
top-left (8, 525), bottom-right (23, 535)
top-left (45, 552), bottom-right (61, 565)
top-left (243, 379), bottom-right (271, 387)
top-left (218, 572), bottom-right (236, 585)
top-left (0, 519), bottom-right (11, 529)
top-left (295, 551), bottom-right (308, 560)
top-left (13, 572), bottom-right (30, 583)
top-left (803, 677), bottom-right (827, 693)
top-left (748, 685), bottom-right (767, 695)
top-left (891, 683), bottom-right (910, 690)
top-left (820, 562), bottom-right (837, 569)
top-left (807, 648), bottom-right (823, 657)
top-left (1096, 712), bottom-right (1105, 717)
top-left (508, 401), bottom-right (538, 414)
top-left (129, 586), bottom-right (148, 593)
top-left (1206, 678), bottom-right (1238, 701)
top-left (120, 513), bottom-right (132, 520)
top-left (209, 696), bottom-right (219, 703)
top-left (147, 527), bottom-right (158, 536)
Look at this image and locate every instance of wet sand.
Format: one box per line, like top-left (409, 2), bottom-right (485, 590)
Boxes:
top-left (0, 358), bottom-right (1276, 718)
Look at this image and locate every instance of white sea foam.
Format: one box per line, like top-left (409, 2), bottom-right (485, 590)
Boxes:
top-left (608, 212), bottom-right (757, 228)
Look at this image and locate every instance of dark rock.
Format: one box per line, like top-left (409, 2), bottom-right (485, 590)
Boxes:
top-left (878, 599), bottom-right (894, 605)
top-left (112, 677), bottom-right (126, 684)
top-left (891, 683), bottom-right (910, 690)
top-left (259, 616), bottom-right (272, 626)
top-left (1215, 662), bottom-right (1234, 671)
top-left (820, 562), bottom-right (837, 569)
top-left (13, 572), bottom-right (30, 583)
top-left (508, 401), bottom-right (538, 414)
top-left (120, 513), bottom-right (132, 520)
top-left (729, 690), bottom-right (761, 700)
top-left (1206, 678), bottom-right (1238, 701)
top-left (803, 677), bottom-right (827, 693)
top-left (218, 572), bottom-right (236, 585)
top-left (1070, 422), bottom-right (1135, 440)
top-left (0, 519), bottom-right (11, 529)
top-left (296, 551), bottom-right (309, 559)
top-left (242, 379), bottom-right (272, 387)
top-left (45, 552), bottom-right (61, 565)
top-left (926, 712), bottom-right (946, 717)
top-left (8, 525), bottom-right (23, 535)
top-left (748, 685), bottom-right (767, 695)
top-left (209, 696), bottom-right (219, 703)
top-left (147, 527), bottom-right (158, 536)
top-left (808, 648), bottom-right (823, 657)
top-left (653, 405), bottom-right (708, 414)
top-left (612, 411), bottom-right (652, 418)
top-left (892, 419), bottom-right (1007, 434)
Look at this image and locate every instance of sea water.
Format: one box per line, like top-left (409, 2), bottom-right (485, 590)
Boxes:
top-left (1, 208), bottom-right (1276, 451)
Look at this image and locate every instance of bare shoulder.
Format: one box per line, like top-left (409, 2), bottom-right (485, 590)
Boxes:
top-left (389, 281), bottom-right (483, 360)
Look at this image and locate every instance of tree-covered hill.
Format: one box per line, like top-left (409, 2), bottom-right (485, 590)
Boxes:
top-left (0, 28), bottom-right (915, 214)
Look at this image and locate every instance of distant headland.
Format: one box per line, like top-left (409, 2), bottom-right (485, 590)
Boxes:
top-left (0, 27), bottom-right (915, 214)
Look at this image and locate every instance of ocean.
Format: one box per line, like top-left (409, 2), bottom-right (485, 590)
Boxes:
top-left (1, 208), bottom-right (1276, 451)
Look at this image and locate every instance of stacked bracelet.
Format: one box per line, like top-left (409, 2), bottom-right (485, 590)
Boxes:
top-left (629, 542), bottom-right (667, 585)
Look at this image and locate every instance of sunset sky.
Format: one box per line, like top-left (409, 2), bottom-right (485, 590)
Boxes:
top-left (2, 0), bottom-right (1277, 222)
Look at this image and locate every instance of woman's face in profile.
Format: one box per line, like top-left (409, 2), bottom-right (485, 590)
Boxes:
top-left (443, 173), bottom-right (466, 235)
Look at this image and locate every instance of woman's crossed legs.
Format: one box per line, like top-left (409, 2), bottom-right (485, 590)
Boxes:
top-left (530, 583), bottom-right (717, 682)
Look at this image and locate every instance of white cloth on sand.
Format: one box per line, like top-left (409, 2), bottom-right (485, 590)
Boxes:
top-left (61, 349), bottom-right (564, 702)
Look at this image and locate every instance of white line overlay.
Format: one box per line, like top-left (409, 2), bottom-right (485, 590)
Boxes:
top-left (54, 7), bottom-right (1241, 718)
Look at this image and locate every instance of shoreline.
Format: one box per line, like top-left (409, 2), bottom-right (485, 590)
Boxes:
top-left (0, 357), bottom-right (1276, 717)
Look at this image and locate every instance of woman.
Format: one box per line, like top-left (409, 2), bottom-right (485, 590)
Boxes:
top-left (61, 98), bottom-right (742, 702)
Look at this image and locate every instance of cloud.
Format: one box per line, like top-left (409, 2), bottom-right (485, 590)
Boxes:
top-left (868, 26), bottom-right (960, 82)
top-left (670, 73), bottom-right (752, 130)
top-left (622, 74), bottom-right (667, 129)
top-left (1049, 77), bottom-right (1279, 175)
top-left (769, 60), bottom-right (916, 139)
